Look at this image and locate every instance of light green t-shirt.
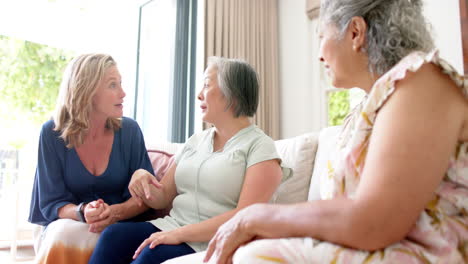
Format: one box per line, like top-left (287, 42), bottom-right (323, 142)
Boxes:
top-left (150, 125), bottom-right (280, 252)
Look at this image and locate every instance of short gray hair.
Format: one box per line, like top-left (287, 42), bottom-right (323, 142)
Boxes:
top-left (321, 0), bottom-right (434, 75)
top-left (207, 57), bottom-right (259, 117)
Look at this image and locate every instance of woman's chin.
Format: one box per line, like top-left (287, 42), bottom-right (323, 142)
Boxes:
top-left (110, 111), bottom-right (123, 118)
top-left (201, 116), bottom-right (209, 123)
top-left (331, 79), bottom-right (352, 89)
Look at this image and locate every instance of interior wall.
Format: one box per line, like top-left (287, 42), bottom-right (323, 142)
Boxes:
top-left (278, 0), bottom-right (323, 139)
top-left (424, 0), bottom-right (463, 73)
top-left (278, 0), bottom-right (464, 139)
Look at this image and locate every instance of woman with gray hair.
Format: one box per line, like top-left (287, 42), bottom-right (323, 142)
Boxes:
top-left (89, 57), bottom-right (284, 263)
top-left (196, 0), bottom-right (468, 263)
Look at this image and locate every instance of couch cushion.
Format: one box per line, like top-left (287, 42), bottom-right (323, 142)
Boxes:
top-left (271, 132), bottom-right (319, 204)
top-left (147, 149), bottom-right (175, 181)
top-left (308, 126), bottom-right (341, 201)
top-left (146, 142), bottom-right (183, 180)
top-left (145, 149), bottom-right (177, 219)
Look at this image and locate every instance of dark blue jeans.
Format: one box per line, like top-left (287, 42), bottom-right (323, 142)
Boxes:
top-left (89, 222), bottom-right (195, 264)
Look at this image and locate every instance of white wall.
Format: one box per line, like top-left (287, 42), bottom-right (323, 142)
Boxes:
top-left (278, 0), bottom-right (324, 139)
top-left (424, 0), bottom-right (463, 73)
top-left (278, 0), bottom-right (464, 139)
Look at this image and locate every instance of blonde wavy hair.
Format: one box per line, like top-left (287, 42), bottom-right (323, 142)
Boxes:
top-left (54, 53), bottom-right (121, 148)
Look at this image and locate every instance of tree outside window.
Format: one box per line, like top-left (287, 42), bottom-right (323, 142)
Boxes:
top-left (327, 88), bottom-right (366, 126)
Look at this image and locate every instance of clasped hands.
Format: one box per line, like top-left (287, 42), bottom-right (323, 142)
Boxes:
top-left (83, 199), bottom-right (118, 233)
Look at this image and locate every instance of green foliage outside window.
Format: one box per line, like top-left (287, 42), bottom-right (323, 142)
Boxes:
top-left (0, 35), bottom-right (74, 125)
top-left (0, 35), bottom-right (74, 149)
top-left (328, 90), bottom-right (350, 126)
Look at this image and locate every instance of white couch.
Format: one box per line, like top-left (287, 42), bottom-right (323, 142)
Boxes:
top-left (146, 126), bottom-right (342, 263)
top-left (147, 130), bottom-right (321, 205)
top-left (30, 127), bottom-right (339, 262)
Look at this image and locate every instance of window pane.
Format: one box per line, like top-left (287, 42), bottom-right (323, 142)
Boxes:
top-left (327, 88), bottom-right (366, 126)
top-left (135, 0), bottom-right (177, 144)
top-left (327, 90), bottom-right (350, 126)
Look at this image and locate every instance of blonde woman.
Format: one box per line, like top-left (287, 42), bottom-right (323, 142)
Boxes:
top-left (28, 54), bottom-right (154, 264)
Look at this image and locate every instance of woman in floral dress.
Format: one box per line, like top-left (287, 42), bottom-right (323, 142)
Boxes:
top-left (199, 0), bottom-right (468, 263)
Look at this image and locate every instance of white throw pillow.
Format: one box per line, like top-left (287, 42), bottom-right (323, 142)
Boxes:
top-left (308, 126), bottom-right (342, 201)
top-left (272, 132), bottom-right (319, 204)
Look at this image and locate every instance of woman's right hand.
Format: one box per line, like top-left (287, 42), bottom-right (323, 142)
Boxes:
top-left (204, 205), bottom-right (263, 264)
top-left (129, 169), bottom-right (163, 206)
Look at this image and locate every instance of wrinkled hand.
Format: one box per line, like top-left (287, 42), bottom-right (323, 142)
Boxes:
top-left (133, 230), bottom-right (182, 259)
top-left (129, 169), bottom-right (162, 206)
top-left (204, 206), bottom-right (260, 264)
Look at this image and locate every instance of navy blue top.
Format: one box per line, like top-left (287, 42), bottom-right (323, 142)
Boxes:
top-left (28, 117), bottom-right (154, 226)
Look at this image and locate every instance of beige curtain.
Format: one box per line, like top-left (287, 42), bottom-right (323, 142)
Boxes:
top-left (204, 0), bottom-right (280, 139)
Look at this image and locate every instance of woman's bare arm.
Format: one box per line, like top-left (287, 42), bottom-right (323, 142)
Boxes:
top-left (229, 63), bottom-right (466, 251)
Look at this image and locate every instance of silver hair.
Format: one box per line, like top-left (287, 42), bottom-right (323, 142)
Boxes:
top-left (321, 0), bottom-right (434, 75)
top-left (207, 57), bottom-right (259, 117)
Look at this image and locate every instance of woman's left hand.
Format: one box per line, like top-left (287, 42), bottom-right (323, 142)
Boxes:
top-left (133, 230), bottom-right (182, 259)
top-left (203, 205), bottom-right (260, 264)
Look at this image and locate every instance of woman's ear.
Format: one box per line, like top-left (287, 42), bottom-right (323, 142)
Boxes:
top-left (349, 16), bottom-right (367, 52)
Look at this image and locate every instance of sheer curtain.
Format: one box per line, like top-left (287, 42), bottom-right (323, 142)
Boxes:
top-left (204, 0), bottom-right (280, 139)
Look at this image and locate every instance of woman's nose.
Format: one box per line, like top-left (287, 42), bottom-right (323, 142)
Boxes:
top-left (120, 87), bottom-right (126, 98)
top-left (197, 90), bottom-right (203, 101)
top-left (318, 43), bottom-right (324, 62)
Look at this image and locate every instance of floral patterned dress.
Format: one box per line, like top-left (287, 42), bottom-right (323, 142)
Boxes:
top-left (232, 51), bottom-right (468, 264)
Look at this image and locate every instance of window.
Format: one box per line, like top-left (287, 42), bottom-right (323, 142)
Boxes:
top-left (327, 89), bottom-right (350, 126)
top-left (0, 0), bottom-right (198, 262)
top-left (0, 35), bottom-right (74, 258)
top-left (326, 88), bottom-right (366, 126)
top-left (135, 0), bottom-right (198, 144)
top-left (0, 0), bottom-right (199, 261)
top-left (134, 0), bottom-right (177, 144)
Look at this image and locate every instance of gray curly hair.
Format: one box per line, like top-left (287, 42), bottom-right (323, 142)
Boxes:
top-left (321, 0), bottom-right (434, 75)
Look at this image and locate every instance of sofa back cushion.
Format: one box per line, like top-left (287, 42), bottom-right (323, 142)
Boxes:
top-left (147, 132), bottom-right (321, 205)
top-left (308, 126), bottom-right (341, 201)
top-left (271, 132), bottom-right (319, 204)
top-left (147, 150), bottom-right (175, 181)
top-left (146, 141), bottom-right (183, 179)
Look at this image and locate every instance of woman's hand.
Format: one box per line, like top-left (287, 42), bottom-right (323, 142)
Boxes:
top-left (133, 229), bottom-right (183, 259)
top-left (129, 169), bottom-right (163, 206)
top-left (84, 199), bottom-right (106, 223)
top-left (87, 202), bottom-right (120, 233)
top-left (204, 205), bottom-right (261, 264)
top-left (84, 199), bottom-right (117, 233)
